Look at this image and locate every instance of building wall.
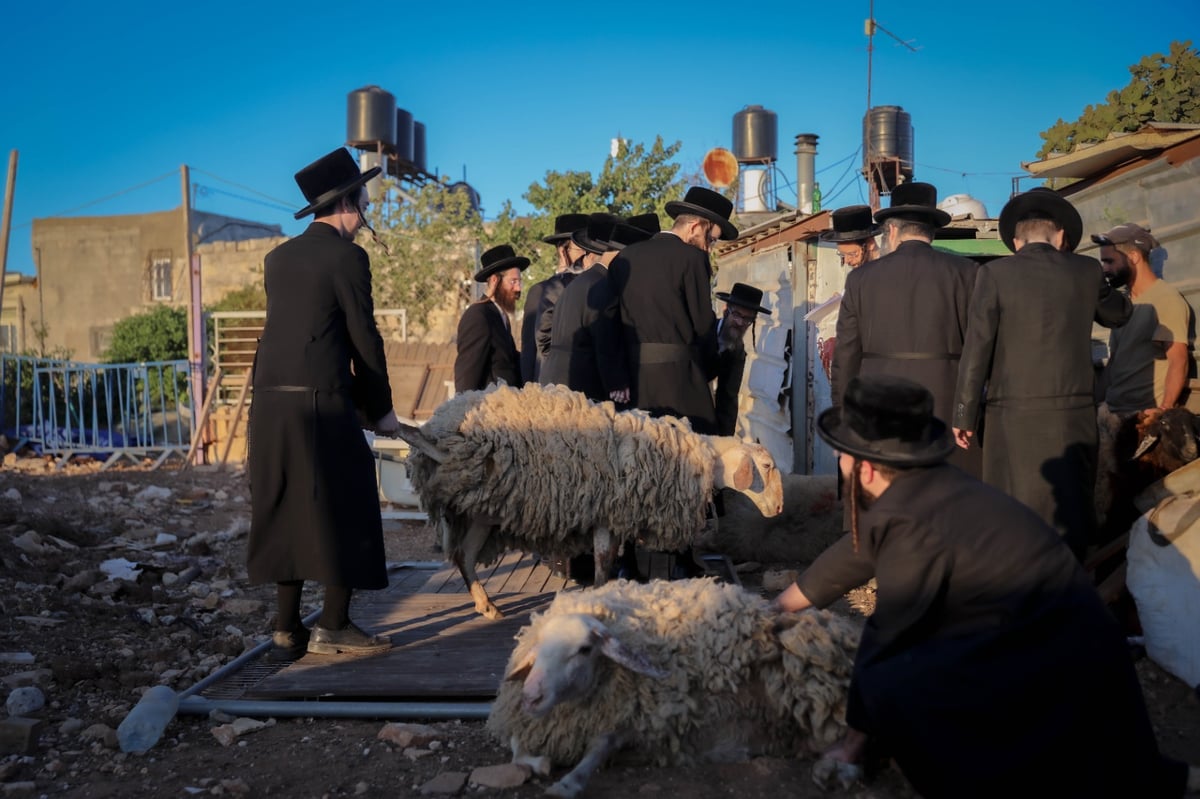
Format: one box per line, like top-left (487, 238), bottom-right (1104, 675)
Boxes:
top-left (0, 275), bottom-right (39, 354)
top-left (31, 209), bottom-right (283, 362)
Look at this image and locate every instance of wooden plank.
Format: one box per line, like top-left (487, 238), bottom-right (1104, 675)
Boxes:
top-left (248, 593), bottom-right (554, 699)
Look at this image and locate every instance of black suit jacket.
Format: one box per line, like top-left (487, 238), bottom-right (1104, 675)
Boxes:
top-left (540, 264), bottom-right (627, 401)
top-left (610, 233), bottom-right (719, 432)
top-left (519, 279), bottom-right (548, 384)
top-left (455, 299), bottom-right (522, 393)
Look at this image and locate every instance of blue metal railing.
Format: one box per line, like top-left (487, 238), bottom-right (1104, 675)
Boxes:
top-left (1, 355), bottom-right (195, 468)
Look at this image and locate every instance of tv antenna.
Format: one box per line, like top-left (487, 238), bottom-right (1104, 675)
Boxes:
top-left (864, 0), bottom-right (919, 209)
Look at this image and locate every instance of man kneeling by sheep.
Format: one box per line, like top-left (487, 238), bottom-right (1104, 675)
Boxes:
top-left (772, 375), bottom-right (1199, 797)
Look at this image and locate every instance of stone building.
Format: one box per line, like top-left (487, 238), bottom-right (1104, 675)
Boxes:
top-left (28, 208), bottom-right (282, 361)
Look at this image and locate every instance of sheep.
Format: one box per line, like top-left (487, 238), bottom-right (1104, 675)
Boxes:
top-left (486, 577), bottom-right (861, 798)
top-left (395, 383), bottom-right (784, 619)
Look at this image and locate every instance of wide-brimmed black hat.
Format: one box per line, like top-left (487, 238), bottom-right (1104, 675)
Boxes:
top-left (874, 182), bottom-right (951, 229)
top-left (665, 187), bottom-right (738, 241)
top-left (817, 375), bottom-right (955, 466)
top-left (625, 212), bottom-right (661, 236)
top-left (293, 148), bottom-right (381, 220)
top-left (999, 187), bottom-right (1083, 253)
top-left (572, 213), bottom-right (622, 254)
top-left (542, 213), bottom-right (591, 244)
top-left (715, 283), bottom-right (771, 316)
top-left (474, 244), bottom-right (531, 282)
top-left (820, 205), bottom-right (881, 242)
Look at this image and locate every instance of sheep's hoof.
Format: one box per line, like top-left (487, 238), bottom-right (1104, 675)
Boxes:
top-left (512, 753), bottom-right (551, 777)
top-left (479, 602), bottom-right (504, 620)
top-left (811, 756), bottom-right (862, 792)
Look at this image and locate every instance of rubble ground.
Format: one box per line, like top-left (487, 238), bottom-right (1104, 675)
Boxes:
top-left (0, 455), bottom-right (1197, 798)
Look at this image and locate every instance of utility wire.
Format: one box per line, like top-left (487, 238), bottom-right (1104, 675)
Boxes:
top-left (11, 169), bottom-right (179, 229)
top-left (914, 161), bottom-right (1025, 177)
top-left (189, 167), bottom-right (296, 207)
top-left (193, 185), bottom-right (294, 214)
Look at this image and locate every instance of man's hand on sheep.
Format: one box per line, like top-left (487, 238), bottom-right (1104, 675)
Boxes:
top-left (373, 408), bottom-right (400, 436)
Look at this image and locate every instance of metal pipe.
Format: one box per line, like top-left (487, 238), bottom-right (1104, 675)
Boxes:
top-left (794, 134), bottom-right (819, 215)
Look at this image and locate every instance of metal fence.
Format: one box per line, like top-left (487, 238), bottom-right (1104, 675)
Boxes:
top-left (0, 354), bottom-right (195, 469)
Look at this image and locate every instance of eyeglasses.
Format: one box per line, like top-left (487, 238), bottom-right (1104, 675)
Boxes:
top-left (837, 245), bottom-right (866, 265)
top-left (727, 309), bottom-right (756, 325)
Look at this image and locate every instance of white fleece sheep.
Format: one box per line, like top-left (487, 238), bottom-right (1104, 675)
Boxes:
top-left (487, 577), bottom-right (861, 798)
top-left (398, 383), bottom-right (784, 619)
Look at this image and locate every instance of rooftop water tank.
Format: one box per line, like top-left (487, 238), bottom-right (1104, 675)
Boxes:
top-left (346, 86), bottom-right (396, 150)
top-left (939, 194), bottom-right (988, 220)
top-left (862, 106), bottom-right (914, 191)
top-left (394, 108), bottom-right (415, 163)
top-left (412, 121), bottom-right (427, 174)
top-left (732, 105), bottom-right (778, 163)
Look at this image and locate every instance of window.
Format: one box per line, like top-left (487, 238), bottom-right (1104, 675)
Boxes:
top-left (0, 324), bottom-right (15, 353)
top-left (150, 251), bottom-right (173, 301)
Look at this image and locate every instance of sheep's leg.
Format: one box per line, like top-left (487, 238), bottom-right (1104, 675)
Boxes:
top-left (591, 527), bottom-right (616, 588)
top-left (546, 731), bottom-right (624, 799)
top-left (454, 517), bottom-right (503, 620)
top-left (509, 735), bottom-right (551, 777)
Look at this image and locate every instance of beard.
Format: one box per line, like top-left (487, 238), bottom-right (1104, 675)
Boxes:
top-left (493, 282), bottom-right (520, 314)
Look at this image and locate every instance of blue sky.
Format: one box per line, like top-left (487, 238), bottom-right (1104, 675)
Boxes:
top-left (1, 0), bottom-right (1193, 276)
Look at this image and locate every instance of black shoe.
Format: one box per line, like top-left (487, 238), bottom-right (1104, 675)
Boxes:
top-left (568, 553), bottom-right (596, 586)
top-left (267, 626), bottom-right (310, 662)
top-left (307, 621), bottom-right (391, 655)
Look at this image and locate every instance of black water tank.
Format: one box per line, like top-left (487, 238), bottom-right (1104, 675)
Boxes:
top-left (394, 108), bottom-right (415, 163)
top-left (413, 120), bottom-right (427, 174)
top-left (862, 106), bottom-right (914, 190)
top-left (732, 105), bottom-right (778, 163)
top-left (346, 86), bottom-right (396, 149)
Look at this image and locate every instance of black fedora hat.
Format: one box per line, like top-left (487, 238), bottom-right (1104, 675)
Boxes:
top-left (999, 187), bottom-right (1083, 253)
top-left (665, 187), bottom-right (739, 241)
top-left (474, 244), bottom-right (531, 282)
top-left (572, 213), bottom-right (622, 254)
top-left (542, 213), bottom-right (591, 244)
top-left (625, 212), bottom-right (661, 236)
top-left (874, 182), bottom-right (951, 228)
top-left (820, 205), bottom-right (881, 242)
top-left (817, 375), bottom-right (955, 466)
top-left (715, 283), bottom-right (771, 316)
top-left (293, 148), bottom-right (381, 220)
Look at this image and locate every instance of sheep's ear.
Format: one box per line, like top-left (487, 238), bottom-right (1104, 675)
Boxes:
top-left (731, 452), bottom-right (754, 491)
top-left (598, 633), bottom-right (668, 679)
top-left (505, 650), bottom-right (536, 682)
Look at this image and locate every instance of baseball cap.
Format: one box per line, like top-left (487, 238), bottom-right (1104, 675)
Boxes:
top-left (1090, 223), bottom-right (1159, 251)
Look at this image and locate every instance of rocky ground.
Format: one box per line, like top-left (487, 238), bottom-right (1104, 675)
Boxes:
top-left (0, 454), bottom-right (1197, 798)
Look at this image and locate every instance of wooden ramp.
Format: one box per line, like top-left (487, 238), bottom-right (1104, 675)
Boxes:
top-left (201, 549), bottom-right (719, 704)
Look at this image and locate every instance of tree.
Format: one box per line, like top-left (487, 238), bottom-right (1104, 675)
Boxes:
top-left (360, 177), bottom-right (485, 336)
top-left (105, 305), bottom-right (188, 363)
top-left (486, 137), bottom-right (689, 284)
top-left (1037, 40), bottom-right (1200, 160)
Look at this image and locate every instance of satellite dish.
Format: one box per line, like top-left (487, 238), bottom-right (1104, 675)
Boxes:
top-left (702, 147), bottom-right (739, 188)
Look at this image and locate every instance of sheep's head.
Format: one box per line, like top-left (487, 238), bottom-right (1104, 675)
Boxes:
top-left (1131, 408), bottom-right (1200, 475)
top-left (711, 439), bottom-right (784, 518)
top-left (503, 614), bottom-right (667, 717)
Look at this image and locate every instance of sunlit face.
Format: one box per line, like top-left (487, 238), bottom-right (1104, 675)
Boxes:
top-left (685, 219), bottom-right (721, 253)
top-left (723, 304), bottom-right (756, 334)
top-left (492, 268), bottom-right (523, 313)
top-left (837, 241), bottom-right (869, 268)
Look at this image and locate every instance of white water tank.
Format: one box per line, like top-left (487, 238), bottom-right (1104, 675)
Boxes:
top-left (939, 194), bottom-right (988, 220)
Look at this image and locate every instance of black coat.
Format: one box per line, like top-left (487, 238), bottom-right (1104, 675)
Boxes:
top-left (609, 233), bottom-right (719, 433)
top-left (713, 339), bottom-right (747, 437)
top-left (246, 222), bottom-right (391, 590)
top-left (519, 278), bottom-right (548, 384)
top-left (953, 242), bottom-right (1131, 556)
top-left (455, 299), bottom-right (522, 393)
top-left (539, 264), bottom-right (628, 401)
top-left (831, 239), bottom-right (979, 473)
top-left (796, 464), bottom-right (1185, 799)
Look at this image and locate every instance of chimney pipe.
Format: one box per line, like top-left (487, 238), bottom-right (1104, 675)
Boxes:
top-left (794, 134), bottom-right (819, 214)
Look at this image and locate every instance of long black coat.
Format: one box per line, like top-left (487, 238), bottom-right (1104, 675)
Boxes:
top-left (713, 340), bottom-right (747, 437)
top-left (831, 239), bottom-right (979, 472)
top-left (609, 233), bottom-right (719, 433)
top-left (796, 464), bottom-right (1186, 798)
top-left (247, 222), bottom-right (391, 590)
top-left (519, 278), bottom-right (548, 384)
top-left (953, 242), bottom-right (1131, 556)
top-left (539, 264), bottom-right (627, 401)
top-left (455, 299), bottom-right (522, 393)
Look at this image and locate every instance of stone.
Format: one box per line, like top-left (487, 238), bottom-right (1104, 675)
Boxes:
top-left (5, 686), bottom-right (45, 716)
top-left (80, 723), bottom-right (118, 748)
top-left (760, 568), bottom-right (800, 592)
top-left (0, 717), bottom-right (43, 755)
top-left (377, 721), bottom-right (440, 748)
top-left (469, 763), bottom-right (531, 789)
top-left (1, 487), bottom-right (19, 501)
top-left (1, 781), bottom-right (36, 796)
top-left (418, 772), bottom-right (467, 795)
top-left (11, 532), bottom-right (43, 556)
top-left (0, 653), bottom-right (34, 665)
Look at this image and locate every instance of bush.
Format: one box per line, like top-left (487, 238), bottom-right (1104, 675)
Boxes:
top-left (105, 305), bottom-right (188, 364)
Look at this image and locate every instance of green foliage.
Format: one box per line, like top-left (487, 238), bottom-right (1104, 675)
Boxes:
top-left (104, 304), bottom-right (188, 363)
top-left (361, 177), bottom-right (485, 333)
top-left (1037, 40), bottom-right (1200, 160)
top-left (486, 137), bottom-right (688, 284)
top-left (208, 283), bottom-right (266, 312)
